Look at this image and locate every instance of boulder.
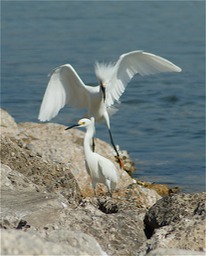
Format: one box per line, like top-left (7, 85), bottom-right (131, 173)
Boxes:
top-left (1, 164), bottom-right (40, 192)
top-left (0, 108), bottom-right (19, 136)
top-left (144, 192), bottom-right (206, 236)
top-left (17, 121), bottom-right (134, 196)
top-left (1, 229), bottom-right (108, 256)
top-left (136, 193), bottom-right (206, 255)
top-left (1, 135), bottom-right (82, 205)
top-left (2, 109), bottom-right (204, 256)
top-left (0, 109), bottom-right (160, 256)
top-left (1, 108), bottom-right (160, 205)
top-left (0, 164), bottom-right (147, 256)
top-left (146, 248), bottom-right (205, 256)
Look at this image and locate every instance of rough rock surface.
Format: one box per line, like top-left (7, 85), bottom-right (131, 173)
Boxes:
top-left (0, 107), bottom-right (161, 207)
top-left (1, 164), bottom-right (147, 255)
top-left (17, 121), bottom-right (134, 196)
top-left (146, 248), bottom-right (205, 256)
top-left (136, 193), bottom-right (206, 255)
top-left (1, 229), bottom-right (108, 256)
top-left (144, 192), bottom-right (206, 234)
top-left (0, 108), bottom-right (19, 136)
top-left (1, 108), bottom-right (205, 256)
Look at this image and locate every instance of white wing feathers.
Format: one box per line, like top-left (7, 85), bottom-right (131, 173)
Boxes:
top-left (38, 64), bottom-right (89, 121)
top-left (95, 50), bottom-right (182, 107)
top-left (39, 51), bottom-right (182, 121)
top-left (98, 155), bottom-right (118, 184)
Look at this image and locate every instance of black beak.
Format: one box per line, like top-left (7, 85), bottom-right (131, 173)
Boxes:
top-left (100, 82), bottom-right (106, 101)
top-left (65, 124), bottom-right (79, 130)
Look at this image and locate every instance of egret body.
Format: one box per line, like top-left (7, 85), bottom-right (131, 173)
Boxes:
top-left (66, 118), bottom-right (119, 196)
top-left (38, 50), bottom-right (182, 165)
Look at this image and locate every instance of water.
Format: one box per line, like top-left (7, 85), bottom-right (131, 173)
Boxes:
top-left (1, 1), bottom-right (205, 193)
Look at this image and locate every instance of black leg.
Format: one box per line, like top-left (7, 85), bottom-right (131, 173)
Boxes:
top-left (108, 129), bottom-right (124, 169)
top-left (108, 129), bottom-right (119, 157)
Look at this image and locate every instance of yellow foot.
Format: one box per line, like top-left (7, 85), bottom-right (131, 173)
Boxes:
top-left (115, 155), bottom-right (124, 169)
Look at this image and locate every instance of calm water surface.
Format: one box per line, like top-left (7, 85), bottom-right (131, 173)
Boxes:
top-left (1, 1), bottom-right (205, 192)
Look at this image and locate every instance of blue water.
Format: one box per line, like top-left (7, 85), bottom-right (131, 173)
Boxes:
top-left (1, 1), bottom-right (205, 193)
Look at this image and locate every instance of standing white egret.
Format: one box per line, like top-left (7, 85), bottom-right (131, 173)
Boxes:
top-left (65, 117), bottom-right (119, 196)
top-left (38, 50), bottom-right (182, 167)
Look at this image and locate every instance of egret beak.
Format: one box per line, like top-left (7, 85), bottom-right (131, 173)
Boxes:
top-left (100, 82), bottom-right (106, 101)
top-left (65, 124), bottom-right (80, 130)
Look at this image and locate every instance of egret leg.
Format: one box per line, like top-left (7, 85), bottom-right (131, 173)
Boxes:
top-left (105, 179), bottom-right (113, 197)
top-left (108, 128), bottom-right (124, 169)
top-left (92, 182), bottom-right (97, 197)
top-left (103, 111), bottom-right (124, 169)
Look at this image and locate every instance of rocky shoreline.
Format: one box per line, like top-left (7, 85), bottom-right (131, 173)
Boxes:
top-left (0, 108), bottom-right (205, 255)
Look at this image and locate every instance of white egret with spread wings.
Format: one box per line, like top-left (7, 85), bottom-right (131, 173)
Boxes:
top-left (38, 50), bottom-right (182, 167)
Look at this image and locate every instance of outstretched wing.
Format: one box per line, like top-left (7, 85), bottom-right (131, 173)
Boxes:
top-left (95, 50), bottom-right (182, 107)
top-left (38, 64), bottom-right (90, 121)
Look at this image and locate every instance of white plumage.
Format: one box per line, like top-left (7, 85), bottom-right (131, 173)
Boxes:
top-left (38, 50), bottom-right (182, 166)
top-left (38, 50), bottom-right (181, 123)
top-left (66, 117), bottom-right (119, 196)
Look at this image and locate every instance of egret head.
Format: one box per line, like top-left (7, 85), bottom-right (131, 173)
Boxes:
top-left (65, 118), bottom-right (94, 130)
top-left (77, 118), bottom-right (91, 127)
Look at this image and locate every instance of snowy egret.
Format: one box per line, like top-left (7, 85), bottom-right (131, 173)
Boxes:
top-left (65, 117), bottom-right (119, 196)
top-left (38, 50), bottom-right (182, 167)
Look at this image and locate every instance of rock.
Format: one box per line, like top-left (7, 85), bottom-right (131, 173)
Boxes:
top-left (17, 121), bottom-right (134, 197)
top-left (0, 164), bottom-right (147, 255)
top-left (0, 108), bottom-right (19, 136)
top-left (137, 180), bottom-right (180, 197)
top-left (1, 189), bottom-right (67, 229)
top-left (136, 193), bottom-right (206, 255)
top-left (1, 229), bottom-right (108, 256)
top-left (29, 200), bottom-right (147, 256)
top-left (1, 185), bottom-right (69, 229)
top-left (1, 135), bottom-right (82, 205)
top-left (146, 248), bottom-right (205, 256)
top-left (38, 230), bottom-right (109, 256)
top-left (118, 148), bottom-right (136, 175)
top-left (0, 109), bottom-right (160, 256)
top-left (1, 134), bottom-right (160, 209)
top-left (1, 109), bottom-right (160, 206)
top-left (113, 183), bottom-right (161, 209)
top-left (3, 108), bottom-right (204, 256)
top-left (144, 192), bottom-right (206, 234)
top-left (1, 164), bottom-right (40, 192)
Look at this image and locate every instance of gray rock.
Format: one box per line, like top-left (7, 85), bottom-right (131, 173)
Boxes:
top-left (1, 109), bottom-right (205, 256)
top-left (1, 229), bottom-right (108, 256)
top-left (1, 109), bottom-right (160, 208)
top-left (1, 145), bottom-right (147, 255)
top-left (146, 248), bottom-right (205, 256)
top-left (0, 108), bottom-right (19, 136)
top-left (144, 192), bottom-right (206, 233)
top-left (1, 135), bottom-right (82, 205)
top-left (24, 198), bottom-right (146, 256)
top-left (17, 121), bottom-right (134, 197)
top-left (136, 193), bottom-right (206, 255)
top-left (1, 188), bottom-right (69, 229)
top-left (1, 164), bottom-right (40, 192)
